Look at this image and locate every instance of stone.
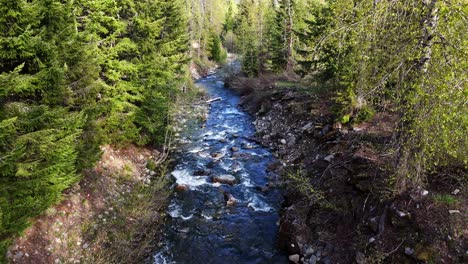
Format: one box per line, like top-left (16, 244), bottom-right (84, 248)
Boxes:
top-left (280, 139), bottom-right (287, 145)
top-left (324, 154), bottom-right (335, 162)
top-left (212, 175), bottom-right (236, 185)
top-left (230, 147), bottom-right (240, 152)
top-left (211, 152), bottom-right (224, 159)
top-left (13, 251), bottom-right (23, 260)
top-left (193, 169), bottom-right (211, 176)
top-left (309, 255), bottom-right (317, 264)
top-left (288, 254), bottom-right (300, 264)
top-left (448, 210), bottom-right (460, 214)
top-left (224, 193), bottom-right (237, 206)
top-left (452, 189), bottom-right (460, 195)
top-left (175, 184), bottom-right (188, 192)
top-left (304, 245), bottom-right (315, 257)
top-left (404, 247), bottom-right (414, 256)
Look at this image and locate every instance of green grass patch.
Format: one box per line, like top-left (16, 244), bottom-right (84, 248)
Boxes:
top-left (433, 194), bottom-right (458, 205)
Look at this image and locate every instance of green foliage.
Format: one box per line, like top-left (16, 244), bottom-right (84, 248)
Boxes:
top-left (433, 195), bottom-right (459, 205)
top-left (0, 0), bottom-right (190, 258)
top-left (287, 170), bottom-right (334, 209)
top-left (209, 33), bottom-right (228, 63)
top-left (232, 0), bottom-right (467, 191)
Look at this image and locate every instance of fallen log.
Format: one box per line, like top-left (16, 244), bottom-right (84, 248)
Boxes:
top-left (206, 97), bottom-right (222, 103)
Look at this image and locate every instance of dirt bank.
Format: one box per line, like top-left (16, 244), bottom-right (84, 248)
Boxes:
top-left (6, 144), bottom-right (170, 264)
top-left (227, 75), bottom-right (467, 264)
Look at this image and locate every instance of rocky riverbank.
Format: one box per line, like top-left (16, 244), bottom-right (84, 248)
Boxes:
top-left (227, 75), bottom-right (467, 264)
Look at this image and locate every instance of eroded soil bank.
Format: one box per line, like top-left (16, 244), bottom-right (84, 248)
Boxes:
top-left (227, 75), bottom-right (467, 264)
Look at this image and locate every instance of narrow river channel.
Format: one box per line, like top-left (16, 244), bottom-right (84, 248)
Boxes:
top-left (153, 64), bottom-right (286, 264)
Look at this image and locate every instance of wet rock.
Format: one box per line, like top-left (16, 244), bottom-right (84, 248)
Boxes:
top-left (175, 184), bottom-right (189, 192)
top-left (232, 133), bottom-right (240, 138)
top-left (193, 169), bottom-right (211, 176)
top-left (230, 147), bottom-right (240, 152)
top-left (211, 152), bottom-right (225, 159)
top-left (219, 138), bottom-right (228, 143)
top-left (288, 254), bottom-right (300, 264)
top-left (255, 185), bottom-right (270, 193)
top-left (224, 193), bottom-right (237, 206)
top-left (212, 175), bottom-right (237, 185)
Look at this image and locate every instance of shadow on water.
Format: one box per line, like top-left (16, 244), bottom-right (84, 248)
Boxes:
top-left (153, 62), bottom-right (287, 264)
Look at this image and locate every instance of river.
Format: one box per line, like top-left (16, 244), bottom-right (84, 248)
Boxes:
top-left (153, 64), bottom-right (287, 264)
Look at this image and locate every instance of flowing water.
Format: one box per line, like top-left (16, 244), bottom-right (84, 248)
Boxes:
top-left (153, 65), bottom-right (286, 264)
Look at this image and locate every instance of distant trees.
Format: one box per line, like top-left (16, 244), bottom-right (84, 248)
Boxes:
top-left (0, 0), bottom-right (189, 257)
top-left (186, 0), bottom-right (231, 64)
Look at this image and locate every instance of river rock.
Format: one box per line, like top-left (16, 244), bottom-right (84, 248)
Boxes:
top-left (212, 175), bottom-right (236, 185)
top-left (224, 193), bottom-right (237, 206)
top-left (175, 184), bottom-right (189, 192)
top-left (308, 255), bottom-right (317, 264)
top-left (304, 245), bottom-right (315, 257)
top-left (193, 169), bottom-right (211, 176)
top-left (211, 152), bottom-right (225, 159)
top-left (288, 254), bottom-right (300, 264)
top-left (230, 147), bottom-right (240, 152)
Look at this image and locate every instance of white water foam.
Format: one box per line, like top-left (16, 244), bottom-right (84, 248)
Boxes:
top-left (247, 195), bottom-right (273, 212)
top-left (222, 108), bottom-right (245, 116)
top-left (188, 147), bottom-right (204, 153)
top-left (171, 169), bottom-right (207, 188)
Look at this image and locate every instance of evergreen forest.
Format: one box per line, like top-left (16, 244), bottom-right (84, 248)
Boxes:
top-left (0, 0), bottom-right (466, 263)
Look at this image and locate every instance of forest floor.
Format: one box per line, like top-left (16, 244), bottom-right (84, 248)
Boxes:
top-left (226, 74), bottom-right (467, 264)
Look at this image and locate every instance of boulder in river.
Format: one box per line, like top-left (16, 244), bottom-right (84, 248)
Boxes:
top-left (212, 175), bottom-right (237, 185)
top-left (193, 169), bottom-right (211, 176)
top-left (230, 147), bottom-right (240, 152)
top-left (175, 184), bottom-right (189, 192)
top-left (211, 152), bottom-right (225, 159)
top-left (224, 193), bottom-right (237, 206)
